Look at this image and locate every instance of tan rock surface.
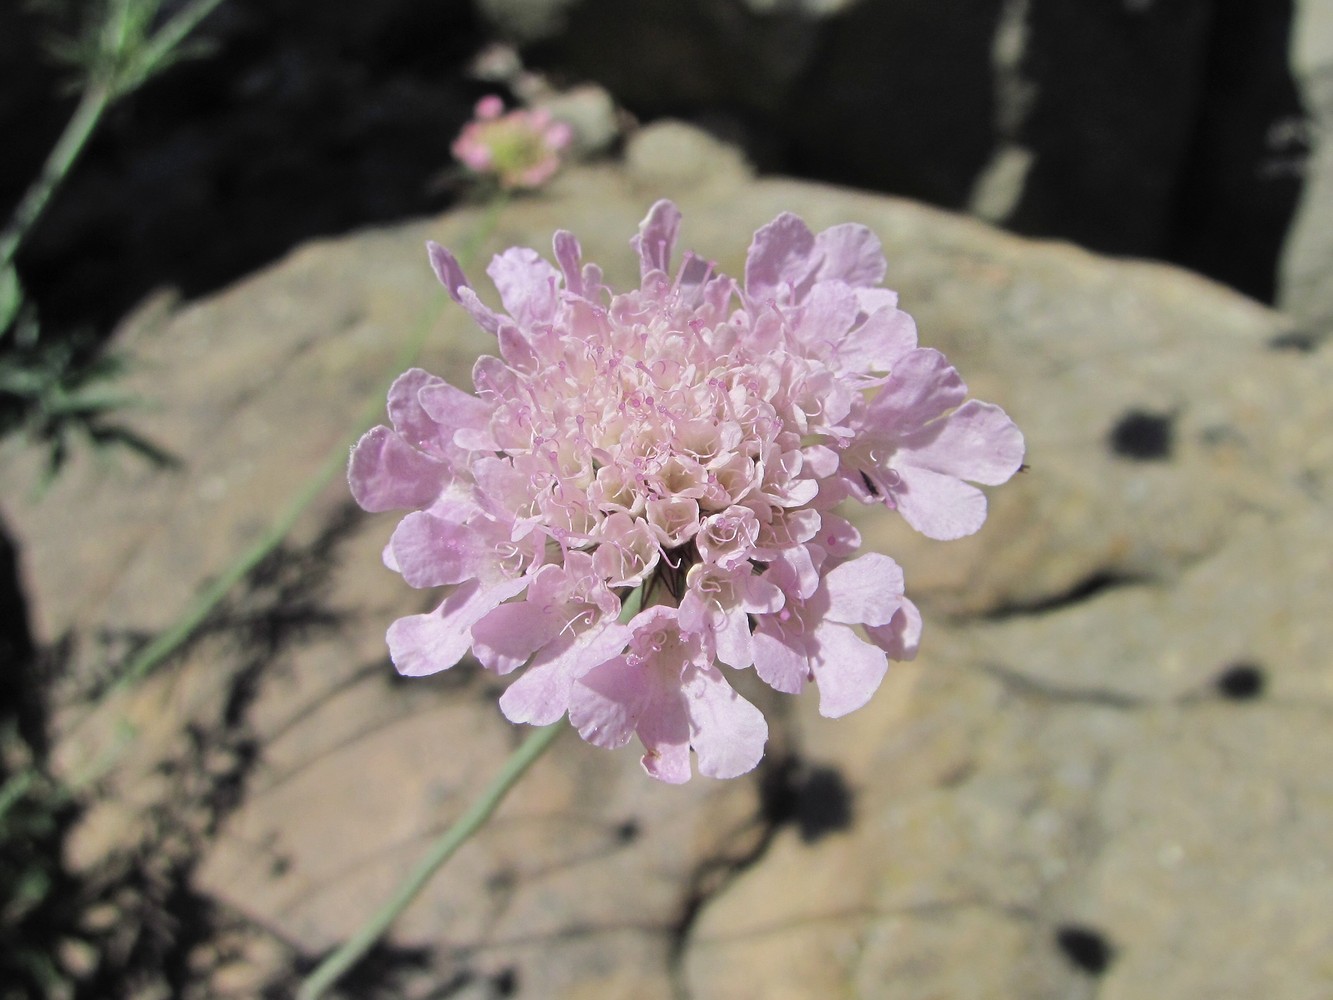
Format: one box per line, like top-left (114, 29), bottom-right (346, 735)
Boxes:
top-left (4, 123), bottom-right (1329, 998)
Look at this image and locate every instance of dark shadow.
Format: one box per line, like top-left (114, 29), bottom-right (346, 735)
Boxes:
top-left (1215, 662), bottom-right (1266, 701)
top-left (1055, 923), bottom-right (1116, 977)
top-left (1013, 0), bottom-right (1307, 303)
top-left (1108, 409), bottom-right (1175, 462)
top-left (760, 755), bottom-right (854, 845)
top-left (3, 1), bottom-right (487, 338)
top-left (1161, 0), bottom-right (1309, 302)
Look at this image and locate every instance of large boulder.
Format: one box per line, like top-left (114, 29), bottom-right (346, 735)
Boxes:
top-left (5, 124), bottom-right (1328, 998)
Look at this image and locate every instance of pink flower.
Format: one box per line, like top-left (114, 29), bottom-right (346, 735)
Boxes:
top-left (451, 95), bottom-right (573, 190)
top-left (350, 201), bottom-right (1024, 782)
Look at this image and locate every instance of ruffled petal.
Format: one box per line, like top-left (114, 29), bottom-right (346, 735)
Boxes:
top-left (636, 691), bottom-right (692, 784)
top-left (487, 247), bottom-right (562, 330)
top-left (499, 620), bottom-right (631, 725)
top-left (814, 222), bottom-right (887, 288)
top-left (684, 662), bottom-right (768, 779)
top-left (632, 199), bottom-right (682, 279)
top-left (823, 552), bottom-right (905, 627)
top-left (890, 464), bottom-right (989, 541)
top-left (864, 348), bottom-right (967, 435)
top-left (568, 656), bottom-right (647, 749)
top-left (866, 597), bottom-right (923, 662)
top-left (427, 242), bottom-right (501, 334)
top-left (745, 212), bottom-right (817, 304)
top-left (387, 576), bottom-right (526, 677)
top-left (751, 625), bottom-right (812, 695)
top-left (897, 399), bottom-right (1026, 485)
top-left (389, 510), bottom-right (482, 587)
top-left (348, 425), bottom-right (447, 512)
top-left (811, 621), bottom-right (888, 718)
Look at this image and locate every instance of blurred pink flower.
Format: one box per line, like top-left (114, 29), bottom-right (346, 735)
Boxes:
top-left (350, 201), bottom-right (1024, 782)
top-left (451, 95), bottom-right (572, 190)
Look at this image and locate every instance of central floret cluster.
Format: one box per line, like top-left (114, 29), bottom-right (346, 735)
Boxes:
top-left (350, 200), bottom-right (1024, 782)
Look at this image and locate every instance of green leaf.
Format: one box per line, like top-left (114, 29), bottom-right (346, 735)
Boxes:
top-left (0, 264), bottom-right (20, 334)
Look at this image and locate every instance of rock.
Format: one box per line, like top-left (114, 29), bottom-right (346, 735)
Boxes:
top-left (4, 123), bottom-right (1329, 997)
top-left (1278, 0), bottom-right (1333, 335)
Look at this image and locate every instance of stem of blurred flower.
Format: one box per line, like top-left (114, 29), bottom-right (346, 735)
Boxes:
top-left (0, 0), bottom-right (229, 277)
top-left (295, 583), bottom-right (643, 1000)
top-left (295, 720), bottom-right (564, 1000)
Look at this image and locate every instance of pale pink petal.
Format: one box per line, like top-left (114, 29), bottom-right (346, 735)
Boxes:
top-left (387, 607), bottom-right (469, 678)
top-left (898, 400), bottom-right (1025, 485)
top-left (487, 247), bottom-right (561, 329)
top-left (348, 426), bottom-right (447, 512)
top-left (417, 381), bottom-right (495, 443)
top-left (890, 464), bottom-right (989, 540)
top-left (790, 280), bottom-right (859, 351)
top-left (632, 200), bottom-right (681, 278)
top-left (684, 663), bottom-right (768, 779)
top-left (823, 552), bottom-right (905, 627)
top-left (569, 656), bottom-right (648, 749)
top-left (866, 597), bottom-right (923, 661)
top-left (427, 243), bottom-right (501, 334)
top-left (471, 599), bottom-right (561, 674)
top-left (389, 511), bottom-right (481, 587)
top-left (836, 306), bottom-right (918, 373)
top-left (387, 576), bottom-right (527, 677)
top-left (713, 604), bottom-right (754, 669)
top-left (386, 369), bottom-right (448, 455)
top-left (745, 212), bottom-right (817, 304)
top-left (499, 620), bottom-right (631, 725)
top-left (864, 348), bottom-right (967, 433)
top-left (637, 693), bottom-right (692, 784)
top-left (814, 222), bottom-right (887, 288)
top-left (751, 626), bottom-right (812, 695)
top-left (811, 621), bottom-right (888, 718)
top-left (553, 230), bottom-right (584, 297)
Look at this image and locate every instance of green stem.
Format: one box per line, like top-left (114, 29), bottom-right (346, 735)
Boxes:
top-left (132, 0), bottom-right (229, 83)
top-left (295, 721), bottom-right (564, 1000)
top-left (1, 0), bottom-right (229, 278)
top-left (0, 83), bottom-right (112, 272)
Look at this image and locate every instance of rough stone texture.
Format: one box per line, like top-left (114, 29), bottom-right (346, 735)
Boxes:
top-left (4, 124), bottom-right (1330, 998)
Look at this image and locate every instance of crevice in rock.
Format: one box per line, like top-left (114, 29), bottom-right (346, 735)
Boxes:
top-left (663, 743), bottom-right (823, 999)
top-left (979, 570), bottom-right (1152, 621)
top-left (975, 661), bottom-right (1146, 711)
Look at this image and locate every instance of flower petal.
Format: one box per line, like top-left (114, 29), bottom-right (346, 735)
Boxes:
top-left (745, 212), bottom-right (817, 304)
top-left (823, 552), bottom-right (905, 627)
top-left (632, 199), bottom-right (681, 278)
top-left (487, 247), bottom-right (562, 330)
top-left (864, 348), bottom-right (967, 435)
top-left (751, 625), bottom-right (812, 695)
top-left (348, 426), bottom-right (447, 512)
top-left (684, 663), bottom-right (768, 779)
top-left (499, 620), bottom-right (631, 725)
top-left (812, 621), bottom-right (888, 718)
top-left (569, 656), bottom-right (647, 749)
top-left (890, 464), bottom-right (989, 541)
top-left (898, 399), bottom-right (1026, 486)
top-left (814, 222), bottom-right (887, 288)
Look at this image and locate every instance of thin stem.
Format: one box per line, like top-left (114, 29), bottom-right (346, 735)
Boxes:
top-left (0, 83), bottom-right (112, 271)
top-left (295, 721), bottom-right (564, 1000)
top-left (132, 0), bottom-right (228, 83)
top-left (1, 0), bottom-right (229, 276)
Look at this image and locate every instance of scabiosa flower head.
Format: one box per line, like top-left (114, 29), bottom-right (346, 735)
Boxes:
top-left (451, 95), bottom-right (573, 190)
top-left (350, 201), bottom-right (1024, 782)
